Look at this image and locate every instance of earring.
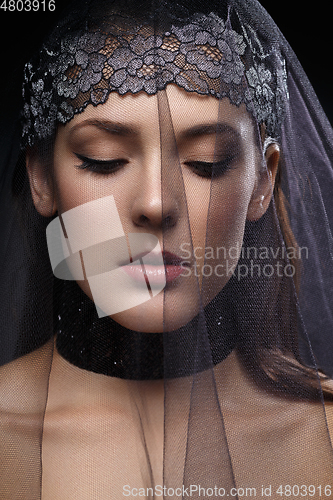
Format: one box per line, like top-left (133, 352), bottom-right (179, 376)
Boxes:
top-left (259, 195), bottom-right (265, 209)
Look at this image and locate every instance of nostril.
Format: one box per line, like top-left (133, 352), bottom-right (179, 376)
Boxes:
top-left (139, 214), bottom-right (150, 224)
top-left (162, 215), bottom-right (175, 229)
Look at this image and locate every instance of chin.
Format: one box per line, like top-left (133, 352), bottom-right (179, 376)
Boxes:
top-left (110, 288), bottom-right (201, 333)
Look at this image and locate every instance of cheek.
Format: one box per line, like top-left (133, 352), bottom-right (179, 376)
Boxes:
top-left (52, 156), bottom-right (89, 214)
top-left (183, 175), bottom-right (211, 256)
top-left (185, 172), bottom-right (254, 259)
top-left (184, 170), bottom-right (255, 300)
top-left (53, 165), bottom-right (124, 216)
top-left (210, 181), bottom-right (250, 245)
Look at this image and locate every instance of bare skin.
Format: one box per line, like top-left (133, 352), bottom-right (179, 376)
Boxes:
top-left (0, 341), bottom-right (332, 499)
top-left (41, 346), bottom-right (333, 499)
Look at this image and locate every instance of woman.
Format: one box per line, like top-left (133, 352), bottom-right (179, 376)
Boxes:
top-left (1, 0), bottom-right (333, 498)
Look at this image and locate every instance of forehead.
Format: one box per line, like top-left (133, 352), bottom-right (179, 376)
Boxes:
top-left (60, 84), bottom-right (254, 142)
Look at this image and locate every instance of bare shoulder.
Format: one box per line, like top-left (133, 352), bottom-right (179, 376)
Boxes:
top-left (0, 341), bottom-right (54, 497)
top-left (0, 340), bottom-right (53, 413)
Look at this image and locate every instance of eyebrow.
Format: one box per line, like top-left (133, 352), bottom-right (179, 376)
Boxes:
top-left (179, 123), bottom-right (241, 141)
top-left (68, 119), bottom-right (241, 142)
top-left (68, 119), bottom-right (139, 138)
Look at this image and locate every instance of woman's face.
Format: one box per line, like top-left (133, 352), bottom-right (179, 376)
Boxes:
top-left (29, 85), bottom-right (274, 332)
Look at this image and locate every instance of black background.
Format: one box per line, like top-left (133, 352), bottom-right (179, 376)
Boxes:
top-left (0, 1), bottom-right (332, 124)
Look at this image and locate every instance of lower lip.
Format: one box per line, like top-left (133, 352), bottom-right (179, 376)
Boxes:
top-left (121, 263), bottom-right (185, 285)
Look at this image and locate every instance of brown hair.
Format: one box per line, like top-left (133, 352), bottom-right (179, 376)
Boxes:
top-left (235, 131), bottom-right (333, 401)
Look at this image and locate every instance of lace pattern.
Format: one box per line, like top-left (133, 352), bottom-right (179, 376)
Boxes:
top-left (21, 12), bottom-right (289, 147)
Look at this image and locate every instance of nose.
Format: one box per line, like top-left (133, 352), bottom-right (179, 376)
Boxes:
top-left (130, 152), bottom-right (181, 231)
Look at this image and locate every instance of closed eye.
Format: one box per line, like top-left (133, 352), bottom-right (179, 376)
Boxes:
top-left (184, 156), bottom-right (237, 178)
top-left (74, 153), bottom-right (128, 175)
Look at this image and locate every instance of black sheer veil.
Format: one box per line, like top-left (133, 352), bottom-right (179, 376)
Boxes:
top-left (1, 0), bottom-right (333, 498)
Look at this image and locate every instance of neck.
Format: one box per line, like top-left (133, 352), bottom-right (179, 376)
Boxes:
top-left (56, 281), bottom-right (238, 380)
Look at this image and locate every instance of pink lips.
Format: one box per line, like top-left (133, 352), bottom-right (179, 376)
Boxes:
top-left (122, 251), bottom-right (186, 285)
top-left (163, 251), bottom-right (188, 283)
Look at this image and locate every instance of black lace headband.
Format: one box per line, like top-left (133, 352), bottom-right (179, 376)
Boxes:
top-left (21, 12), bottom-right (289, 147)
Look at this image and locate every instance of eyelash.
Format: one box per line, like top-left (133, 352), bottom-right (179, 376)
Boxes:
top-left (75, 153), bottom-right (128, 175)
top-left (74, 153), bottom-right (236, 178)
top-left (185, 156), bottom-right (236, 178)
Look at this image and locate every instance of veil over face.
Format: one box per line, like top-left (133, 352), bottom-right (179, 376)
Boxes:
top-left (1, 0), bottom-right (333, 498)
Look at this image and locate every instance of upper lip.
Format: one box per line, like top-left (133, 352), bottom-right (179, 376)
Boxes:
top-left (122, 250), bottom-right (187, 267)
top-left (162, 251), bottom-right (185, 266)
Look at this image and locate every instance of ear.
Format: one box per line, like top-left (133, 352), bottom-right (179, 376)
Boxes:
top-left (26, 148), bottom-right (57, 217)
top-left (246, 142), bottom-right (280, 221)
